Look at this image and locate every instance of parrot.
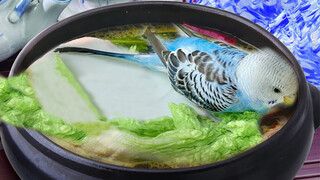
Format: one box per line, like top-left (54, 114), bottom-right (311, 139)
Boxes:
top-left (55, 29), bottom-right (298, 115)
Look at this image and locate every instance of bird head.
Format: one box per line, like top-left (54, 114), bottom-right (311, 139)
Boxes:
top-left (236, 48), bottom-right (298, 110)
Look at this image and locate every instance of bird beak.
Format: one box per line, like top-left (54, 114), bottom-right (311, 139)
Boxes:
top-left (283, 94), bottom-right (296, 105)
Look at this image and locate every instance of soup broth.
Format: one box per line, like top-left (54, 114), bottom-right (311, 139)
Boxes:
top-left (40, 22), bottom-right (299, 168)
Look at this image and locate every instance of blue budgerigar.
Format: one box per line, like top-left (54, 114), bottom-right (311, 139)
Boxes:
top-left (55, 30), bottom-right (298, 114)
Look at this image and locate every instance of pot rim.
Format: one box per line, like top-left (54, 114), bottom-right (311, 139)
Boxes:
top-left (8, 1), bottom-right (310, 174)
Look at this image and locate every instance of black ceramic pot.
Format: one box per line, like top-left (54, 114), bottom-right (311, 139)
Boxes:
top-left (1, 2), bottom-right (320, 180)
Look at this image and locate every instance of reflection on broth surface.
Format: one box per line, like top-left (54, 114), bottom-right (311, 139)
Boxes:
top-left (260, 105), bottom-right (296, 140)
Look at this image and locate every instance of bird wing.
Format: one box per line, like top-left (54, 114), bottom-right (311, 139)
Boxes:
top-left (164, 49), bottom-right (238, 112)
top-left (211, 44), bottom-right (247, 68)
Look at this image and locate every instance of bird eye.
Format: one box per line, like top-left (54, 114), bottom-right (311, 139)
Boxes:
top-left (273, 88), bottom-right (281, 93)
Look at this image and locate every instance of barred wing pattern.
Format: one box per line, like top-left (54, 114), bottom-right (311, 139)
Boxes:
top-left (163, 49), bottom-right (240, 112)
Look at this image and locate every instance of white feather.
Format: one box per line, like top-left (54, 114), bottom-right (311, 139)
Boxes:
top-left (236, 48), bottom-right (298, 108)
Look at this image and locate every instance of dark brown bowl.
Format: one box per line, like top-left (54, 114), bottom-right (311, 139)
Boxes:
top-left (1, 2), bottom-right (320, 180)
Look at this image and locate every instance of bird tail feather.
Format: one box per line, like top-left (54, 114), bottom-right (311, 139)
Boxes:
top-left (54, 47), bottom-right (135, 59)
top-left (144, 29), bottom-right (168, 67)
top-left (54, 47), bottom-right (165, 72)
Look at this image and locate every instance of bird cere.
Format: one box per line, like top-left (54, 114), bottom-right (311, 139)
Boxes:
top-left (0, 23), bottom-right (298, 168)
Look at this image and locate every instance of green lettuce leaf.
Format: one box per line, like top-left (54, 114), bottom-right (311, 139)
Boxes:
top-left (0, 74), bottom-right (86, 140)
top-left (110, 116), bottom-right (174, 137)
top-left (69, 103), bottom-right (263, 167)
top-left (110, 103), bottom-right (262, 167)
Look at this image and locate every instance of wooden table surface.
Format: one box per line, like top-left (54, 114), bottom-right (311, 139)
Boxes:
top-left (0, 54), bottom-right (319, 179)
